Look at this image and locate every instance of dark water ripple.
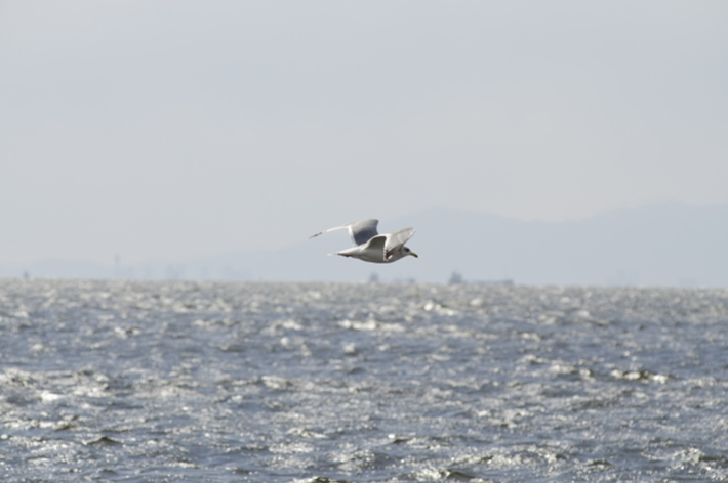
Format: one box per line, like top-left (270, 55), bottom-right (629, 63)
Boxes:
top-left (1, 280), bottom-right (728, 481)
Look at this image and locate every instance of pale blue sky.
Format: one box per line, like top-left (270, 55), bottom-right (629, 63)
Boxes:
top-left (1, 1), bottom-right (727, 265)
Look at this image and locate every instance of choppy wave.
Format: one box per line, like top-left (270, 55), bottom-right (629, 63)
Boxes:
top-left (1, 279), bottom-right (727, 482)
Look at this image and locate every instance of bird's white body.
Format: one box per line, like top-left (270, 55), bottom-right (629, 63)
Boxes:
top-left (310, 219), bottom-right (418, 264)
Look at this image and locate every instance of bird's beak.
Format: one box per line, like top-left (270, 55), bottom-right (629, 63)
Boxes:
top-left (411, 252), bottom-right (418, 258)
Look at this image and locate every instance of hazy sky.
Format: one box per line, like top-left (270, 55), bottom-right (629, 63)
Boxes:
top-left (2, 1), bottom-right (727, 265)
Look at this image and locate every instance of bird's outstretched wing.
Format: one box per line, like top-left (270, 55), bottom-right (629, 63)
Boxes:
top-left (310, 219), bottom-right (379, 247)
top-left (365, 234), bottom-right (388, 261)
top-left (385, 228), bottom-right (415, 254)
top-left (348, 219), bottom-right (379, 246)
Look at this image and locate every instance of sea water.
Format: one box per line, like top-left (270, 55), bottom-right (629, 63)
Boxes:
top-left (1, 279), bottom-right (727, 482)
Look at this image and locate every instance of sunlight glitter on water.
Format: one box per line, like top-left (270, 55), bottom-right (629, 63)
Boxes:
top-left (1, 279), bottom-right (728, 482)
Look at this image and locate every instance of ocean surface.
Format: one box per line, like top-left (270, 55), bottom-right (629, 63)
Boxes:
top-left (1, 279), bottom-right (728, 482)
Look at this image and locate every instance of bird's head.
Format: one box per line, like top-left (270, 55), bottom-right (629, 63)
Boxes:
top-left (404, 247), bottom-right (418, 258)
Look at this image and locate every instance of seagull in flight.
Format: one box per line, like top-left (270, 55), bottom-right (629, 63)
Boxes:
top-left (310, 219), bottom-right (418, 264)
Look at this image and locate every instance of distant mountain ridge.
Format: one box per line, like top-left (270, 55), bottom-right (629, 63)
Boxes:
top-left (3, 202), bottom-right (727, 287)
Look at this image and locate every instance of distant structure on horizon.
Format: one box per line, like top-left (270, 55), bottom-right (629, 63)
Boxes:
top-left (448, 271), bottom-right (514, 286)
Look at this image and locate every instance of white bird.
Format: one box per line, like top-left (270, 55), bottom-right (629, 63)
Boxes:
top-left (310, 219), bottom-right (418, 264)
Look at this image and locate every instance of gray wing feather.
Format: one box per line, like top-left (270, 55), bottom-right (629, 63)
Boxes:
top-left (310, 219), bottom-right (379, 247)
top-left (385, 228), bottom-right (415, 252)
top-left (348, 219), bottom-right (379, 246)
top-left (365, 234), bottom-right (388, 261)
